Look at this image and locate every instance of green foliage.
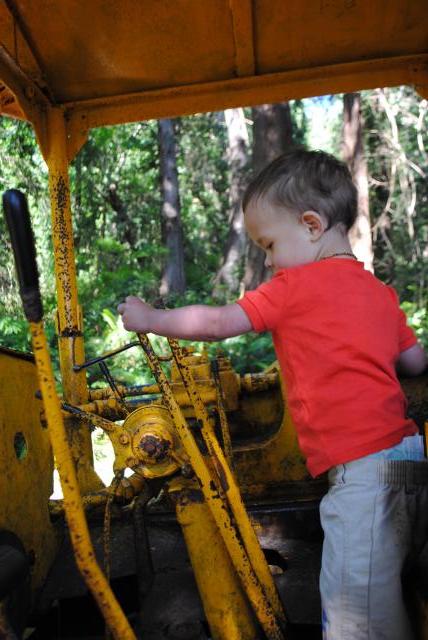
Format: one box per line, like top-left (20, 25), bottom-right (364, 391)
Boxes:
top-left (0, 91), bottom-right (426, 386)
top-left (176, 112), bottom-right (229, 294)
top-left (401, 302), bottom-right (428, 350)
top-left (215, 333), bottom-right (275, 374)
top-left (362, 87), bottom-right (427, 309)
top-left (0, 118), bottom-right (53, 353)
top-left (0, 313), bottom-right (28, 350)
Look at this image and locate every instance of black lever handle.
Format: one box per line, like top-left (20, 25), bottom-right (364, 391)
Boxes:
top-left (3, 189), bottom-right (43, 322)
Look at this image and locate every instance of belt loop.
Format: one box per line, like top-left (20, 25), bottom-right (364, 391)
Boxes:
top-left (378, 460), bottom-right (406, 487)
top-left (406, 464), bottom-right (417, 494)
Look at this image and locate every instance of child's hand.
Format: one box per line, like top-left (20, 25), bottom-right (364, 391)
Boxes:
top-left (117, 296), bottom-right (153, 333)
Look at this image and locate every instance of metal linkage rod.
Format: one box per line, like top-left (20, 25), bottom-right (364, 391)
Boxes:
top-left (210, 359), bottom-right (234, 468)
top-left (167, 338), bottom-right (287, 630)
top-left (61, 402), bottom-right (117, 433)
top-left (73, 341), bottom-right (140, 371)
top-left (98, 361), bottom-right (130, 415)
top-left (137, 333), bottom-right (285, 640)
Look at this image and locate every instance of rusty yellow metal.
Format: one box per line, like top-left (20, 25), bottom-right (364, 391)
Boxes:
top-left (45, 108), bottom-right (81, 347)
top-left (61, 399), bottom-right (188, 480)
top-left (86, 369), bottom-right (267, 405)
top-left (63, 53), bottom-right (428, 134)
top-left (49, 472), bottom-right (148, 518)
top-left (168, 338), bottom-right (286, 628)
top-left (170, 352), bottom-right (310, 493)
top-left (0, 3), bottom-right (425, 145)
top-left (0, 41), bottom-right (48, 123)
top-left (228, 0), bottom-right (255, 78)
top-left (0, 3), bottom-right (425, 636)
top-left (170, 347), bottom-right (241, 413)
top-left (29, 321), bottom-right (136, 640)
top-left (138, 333), bottom-right (285, 640)
top-left (61, 343), bottom-right (315, 498)
top-left (1, 2), bottom-right (427, 130)
top-left (64, 405), bottom-right (117, 434)
top-left (76, 397), bottom-right (127, 420)
top-left (80, 339), bottom-right (310, 494)
top-left (78, 367), bottom-right (273, 423)
top-left (88, 384), bottom-right (160, 401)
top-left (121, 404), bottom-right (185, 478)
top-left (45, 107), bottom-right (102, 494)
top-left (50, 494), bottom-right (108, 518)
top-left (233, 372), bottom-right (312, 494)
top-left (240, 372), bottom-right (279, 393)
top-left (172, 478), bottom-right (258, 640)
top-left (213, 369), bottom-right (234, 468)
top-left (0, 348), bottom-right (57, 594)
top-left (60, 403), bottom-right (134, 475)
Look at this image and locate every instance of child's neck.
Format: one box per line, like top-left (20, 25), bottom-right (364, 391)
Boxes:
top-left (315, 228), bottom-right (354, 261)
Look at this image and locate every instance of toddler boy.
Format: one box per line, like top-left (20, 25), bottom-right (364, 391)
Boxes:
top-left (118, 149), bottom-right (427, 639)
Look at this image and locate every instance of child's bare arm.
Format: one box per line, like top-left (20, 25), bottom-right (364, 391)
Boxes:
top-left (396, 343), bottom-right (427, 376)
top-left (117, 296), bottom-right (252, 341)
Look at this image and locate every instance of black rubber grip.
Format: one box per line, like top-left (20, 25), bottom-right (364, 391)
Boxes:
top-left (3, 189), bottom-right (43, 322)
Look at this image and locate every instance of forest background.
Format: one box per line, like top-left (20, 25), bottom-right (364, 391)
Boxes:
top-left (0, 86), bottom-right (427, 388)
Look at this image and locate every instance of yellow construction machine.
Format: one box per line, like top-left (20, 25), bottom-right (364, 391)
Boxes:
top-left (0, 2), bottom-right (427, 639)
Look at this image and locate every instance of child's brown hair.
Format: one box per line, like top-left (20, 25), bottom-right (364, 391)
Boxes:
top-left (242, 149), bottom-right (358, 231)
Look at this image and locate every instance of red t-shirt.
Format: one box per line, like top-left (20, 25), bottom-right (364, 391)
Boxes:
top-left (237, 259), bottom-right (418, 477)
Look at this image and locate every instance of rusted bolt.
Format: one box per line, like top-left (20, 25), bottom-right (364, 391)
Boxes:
top-left (139, 434), bottom-right (170, 461)
top-left (119, 433), bottom-right (129, 445)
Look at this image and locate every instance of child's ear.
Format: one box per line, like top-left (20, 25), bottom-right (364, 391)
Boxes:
top-left (300, 211), bottom-right (325, 240)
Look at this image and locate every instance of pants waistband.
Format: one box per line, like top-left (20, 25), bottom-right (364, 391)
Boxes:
top-left (328, 459), bottom-right (428, 488)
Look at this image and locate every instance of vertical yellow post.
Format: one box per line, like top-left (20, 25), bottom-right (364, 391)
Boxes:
top-left (30, 323), bottom-right (136, 640)
top-left (3, 188), bottom-right (136, 640)
top-left (45, 108), bottom-right (102, 493)
top-left (172, 481), bottom-right (259, 640)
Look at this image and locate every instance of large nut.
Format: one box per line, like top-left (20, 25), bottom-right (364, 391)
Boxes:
top-left (139, 433), bottom-right (171, 461)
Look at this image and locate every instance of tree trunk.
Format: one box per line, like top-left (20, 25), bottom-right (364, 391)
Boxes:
top-left (243, 103), bottom-right (294, 290)
top-left (212, 108), bottom-right (249, 298)
top-left (158, 118), bottom-right (186, 296)
top-left (107, 182), bottom-right (137, 247)
top-left (342, 93), bottom-right (374, 272)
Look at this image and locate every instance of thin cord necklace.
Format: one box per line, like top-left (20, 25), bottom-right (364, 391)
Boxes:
top-left (320, 252), bottom-right (357, 260)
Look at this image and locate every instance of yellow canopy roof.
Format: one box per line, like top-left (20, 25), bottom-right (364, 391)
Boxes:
top-left (0, 0), bottom-right (427, 130)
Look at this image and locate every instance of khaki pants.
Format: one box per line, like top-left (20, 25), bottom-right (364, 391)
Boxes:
top-left (320, 441), bottom-right (428, 640)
